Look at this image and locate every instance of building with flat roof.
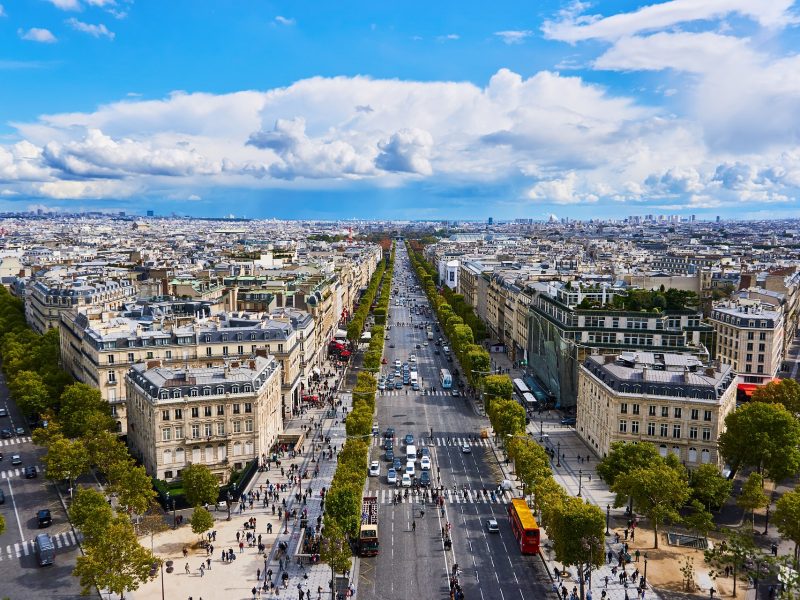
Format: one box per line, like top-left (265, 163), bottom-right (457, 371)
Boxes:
top-left (577, 352), bottom-right (737, 467)
top-left (125, 355), bottom-right (282, 483)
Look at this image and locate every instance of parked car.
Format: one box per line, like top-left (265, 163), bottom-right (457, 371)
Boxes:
top-left (37, 509), bottom-right (52, 528)
top-left (0, 429), bottom-right (12, 439)
top-left (0, 408), bottom-right (8, 417)
top-left (560, 417), bottom-right (577, 426)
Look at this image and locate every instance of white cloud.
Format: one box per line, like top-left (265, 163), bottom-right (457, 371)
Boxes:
top-left (437, 34), bottom-right (459, 42)
top-left (47, 0), bottom-right (81, 9)
top-left (494, 30), bottom-right (533, 45)
top-left (35, 179), bottom-right (139, 199)
top-left (527, 172), bottom-right (598, 204)
top-left (66, 18), bottom-right (115, 39)
top-left (543, 0), bottom-right (796, 43)
top-left (274, 16), bottom-right (295, 26)
top-left (19, 28), bottom-right (57, 43)
top-left (0, 5), bottom-right (6, 17)
top-left (376, 129), bottom-right (434, 175)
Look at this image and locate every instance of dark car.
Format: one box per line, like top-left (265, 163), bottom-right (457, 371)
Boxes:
top-left (37, 509), bottom-right (52, 528)
top-left (419, 470), bottom-right (431, 487)
top-left (560, 417), bottom-right (577, 426)
top-left (385, 448), bottom-right (395, 462)
top-left (24, 466), bottom-right (38, 478)
top-left (384, 428), bottom-right (395, 439)
top-left (404, 434), bottom-right (414, 446)
top-left (0, 408), bottom-right (8, 417)
top-left (14, 426), bottom-right (25, 436)
top-left (434, 349), bottom-right (440, 355)
top-left (0, 428), bottom-right (11, 439)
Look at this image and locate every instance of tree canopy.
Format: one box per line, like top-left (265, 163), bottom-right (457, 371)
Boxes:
top-left (181, 464), bottom-right (220, 507)
top-left (752, 378), bottom-right (800, 419)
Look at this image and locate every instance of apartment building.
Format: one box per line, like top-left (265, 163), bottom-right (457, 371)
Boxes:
top-left (710, 298), bottom-right (784, 392)
top-left (577, 352), bottom-right (737, 467)
top-left (125, 355), bottom-right (282, 483)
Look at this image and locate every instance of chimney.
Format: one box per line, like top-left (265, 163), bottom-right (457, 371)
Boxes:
top-left (683, 366), bottom-right (691, 383)
top-left (641, 365), bottom-right (648, 381)
top-left (705, 367), bottom-right (716, 377)
top-left (146, 359), bottom-right (161, 370)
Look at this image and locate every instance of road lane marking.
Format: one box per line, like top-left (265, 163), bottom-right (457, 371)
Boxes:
top-left (5, 477), bottom-right (24, 542)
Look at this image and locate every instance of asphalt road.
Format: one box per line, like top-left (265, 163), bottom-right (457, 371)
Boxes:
top-left (357, 245), bottom-right (551, 600)
top-left (0, 371), bottom-right (85, 599)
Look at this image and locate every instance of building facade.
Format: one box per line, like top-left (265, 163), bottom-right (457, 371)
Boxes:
top-left (125, 356), bottom-right (282, 483)
top-left (577, 352), bottom-right (737, 467)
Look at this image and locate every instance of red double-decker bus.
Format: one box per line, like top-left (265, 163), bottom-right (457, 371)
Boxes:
top-left (508, 498), bottom-right (540, 554)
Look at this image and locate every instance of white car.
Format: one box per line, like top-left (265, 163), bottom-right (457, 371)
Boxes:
top-left (369, 461), bottom-right (380, 477)
top-left (409, 354), bottom-right (416, 363)
top-left (461, 445), bottom-right (472, 454)
top-left (387, 468), bottom-right (397, 485)
top-left (394, 359), bottom-right (401, 368)
top-left (420, 456), bottom-right (431, 471)
top-left (401, 473), bottom-right (412, 487)
top-left (487, 518), bottom-right (500, 533)
top-left (405, 463), bottom-right (415, 477)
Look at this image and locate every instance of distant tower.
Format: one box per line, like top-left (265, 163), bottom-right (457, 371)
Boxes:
top-left (347, 226), bottom-right (353, 244)
top-left (487, 217), bottom-right (493, 225)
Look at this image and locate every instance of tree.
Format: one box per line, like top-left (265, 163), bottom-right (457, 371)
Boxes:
top-left (683, 500), bottom-right (716, 541)
top-left (190, 507), bottom-right (214, 539)
top-left (752, 378), bottom-right (800, 419)
top-left (508, 437), bottom-right (552, 493)
top-left (597, 441), bottom-right (662, 511)
top-left (181, 464), bottom-right (219, 508)
top-left (324, 485), bottom-right (361, 537)
top-left (482, 374), bottom-right (513, 410)
top-left (488, 398), bottom-right (526, 439)
top-left (690, 464), bottom-right (733, 511)
top-left (41, 434), bottom-right (91, 485)
top-left (73, 515), bottom-right (157, 598)
top-left (612, 461), bottom-right (690, 548)
top-left (8, 370), bottom-right (51, 416)
top-left (0, 513), bottom-right (5, 536)
top-left (773, 488), bottom-right (800, 563)
top-left (69, 487), bottom-right (114, 543)
top-left (59, 383), bottom-right (115, 438)
top-left (84, 430), bottom-right (131, 474)
top-left (107, 462), bottom-right (158, 516)
top-left (704, 530), bottom-right (757, 597)
top-left (718, 402), bottom-right (800, 482)
top-left (737, 472), bottom-right (769, 531)
top-left (549, 498), bottom-right (605, 600)
top-left (319, 522), bottom-right (352, 600)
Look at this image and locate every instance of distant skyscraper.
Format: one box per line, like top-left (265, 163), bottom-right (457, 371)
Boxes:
top-left (118, 211), bottom-right (126, 217)
top-left (691, 214), bottom-right (696, 222)
top-left (487, 217), bottom-right (493, 225)
top-left (146, 210), bottom-right (154, 217)
top-left (716, 215), bottom-right (721, 223)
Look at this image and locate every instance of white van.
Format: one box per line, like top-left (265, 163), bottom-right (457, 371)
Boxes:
top-left (406, 445), bottom-right (417, 462)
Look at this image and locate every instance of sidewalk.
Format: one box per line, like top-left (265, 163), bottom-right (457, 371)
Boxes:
top-left (111, 358), bottom-right (356, 600)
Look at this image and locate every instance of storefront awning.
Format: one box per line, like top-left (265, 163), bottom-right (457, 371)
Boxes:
top-left (737, 383), bottom-right (759, 396)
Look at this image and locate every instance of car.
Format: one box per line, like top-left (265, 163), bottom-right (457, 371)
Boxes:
top-left (0, 408), bottom-right (7, 417)
top-left (451, 390), bottom-right (460, 397)
top-left (393, 458), bottom-right (403, 472)
top-left (389, 343), bottom-right (395, 348)
top-left (420, 456), bottom-right (431, 470)
top-left (384, 428), bottom-right (395, 439)
top-left (24, 466), bottom-right (37, 478)
top-left (15, 426), bottom-right (25, 436)
top-left (434, 349), bottom-right (440, 355)
top-left (419, 470), bottom-right (431, 487)
top-left (404, 433), bottom-right (414, 446)
top-left (409, 354), bottom-right (416, 363)
top-left (369, 461), bottom-right (380, 477)
top-left (385, 449), bottom-right (395, 462)
top-left (0, 428), bottom-right (11, 439)
top-left (37, 509), bottom-right (52, 528)
top-left (377, 381), bottom-right (386, 391)
top-left (560, 417), bottom-right (577, 426)
top-left (486, 518), bottom-right (500, 533)
top-left (395, 381), bottom-right (403, 389)
top-left (11, 454), bottom-right (22, 466)
top-left (405, 463), bottom-right (415, 477)
top-left (387, 468), bottom-right (397, 485)
top-left (415, 344), bottom-right (421, 349)
top-left (412, 383), bottom-right (420, 391)
top-left (384, 438), bottom-right (394, 450)
top-left (461, 445), bottom-right (472, 454)
top-left (401, 473), bottom-right (412, 487)
top-left (420, 447), bottom-right (430, 458)
top-left (394, 360), bottom-right (401, 368)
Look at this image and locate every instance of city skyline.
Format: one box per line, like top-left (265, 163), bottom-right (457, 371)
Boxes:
top-left (2, 0), bottom-right (800, 220)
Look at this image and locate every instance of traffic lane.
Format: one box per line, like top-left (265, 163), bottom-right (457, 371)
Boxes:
top-left (0, 544), bottom-right (84, 599)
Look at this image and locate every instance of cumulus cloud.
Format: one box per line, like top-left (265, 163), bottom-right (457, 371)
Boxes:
top-left (19, 28), bottom-right (57, 43)
top-left (47, 0), bottom-right (81, 9)
top-left (494, 30), bottom-right (533, 44)
top-left (376, 129), bottom-right (434, 175)
top-left (66, 18), bottom-right (115, 39)
top-left (274, 16), bottom-right (295, 26)
top-left (527, 172), bottom-right (599, 204)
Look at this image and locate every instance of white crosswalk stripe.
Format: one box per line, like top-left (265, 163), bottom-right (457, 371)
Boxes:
top-left (1, 531), bottom-right (81, 561)
top-left (0, 436), bottom-right (32, 446)
top-left (365, 489), bottom-right (512, 505)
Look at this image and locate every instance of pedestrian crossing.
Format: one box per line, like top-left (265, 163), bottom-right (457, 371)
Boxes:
top-left (378, 390), bottom-right (454, 397)
top-left (0, 436), bottom-right (32, 447)
top-left (372, 437), bottom-right (491, 448)
top-left (365, 488), bottom-right (515, 505)
top-left (1, 530), bottom-right (81, 561)
top-left (0, 464), bottom-right (43, 479)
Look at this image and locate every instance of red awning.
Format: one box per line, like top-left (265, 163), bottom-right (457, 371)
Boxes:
top-left (737, 383), bottom-right (759, 396)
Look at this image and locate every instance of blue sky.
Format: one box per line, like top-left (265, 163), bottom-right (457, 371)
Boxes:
top-left (1, 0), bottom-right (800, 220)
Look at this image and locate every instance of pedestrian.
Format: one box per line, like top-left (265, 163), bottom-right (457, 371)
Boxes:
top-left (200, 564), bottom-right (205, 578)
top-left (185, 562), bottom-right (191, 575)
top-left (207, 558), bottom-right (211, 569)
top-left (635, 549), bottom-right (640, 562)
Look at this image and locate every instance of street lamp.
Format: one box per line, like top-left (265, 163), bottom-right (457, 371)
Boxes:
top-left (226, 491), bottom-right (232, 521)
top-left (578, 469), bottom-right (583, 497)
top-left (763, 505), bottom-right (770, 536)
top-left (557, 441), bottom-right (561, 467)
top-left (606, 504), bottom-right (610, 535)
top-left (643, 553), bottom-right (648, 588)
top-left (539, 419), bottom-right (544, 442)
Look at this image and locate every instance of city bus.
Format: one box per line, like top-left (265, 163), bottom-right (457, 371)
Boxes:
top-left (513, 378), bottom-right (530, 397)
top-left (440, 368), bottom-right (452, 389)
top-left (507, 498), bottom-right (540, 555)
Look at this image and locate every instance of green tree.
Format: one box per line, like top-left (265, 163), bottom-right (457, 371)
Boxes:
top-left (752, 378), bottom-right (800, 419)
top-left (737, 472), bottom-right (769, 531)
top-left (9, 370), bottom-right (51, 416)
top-left (718, 402), bottom-right (800, 482)
top-left (107, 462), bottom-right (158, 516)
top-left (482, 374), bottom-right (513, 410)
top-left (324, 485), bottom-right (361, 537)
top-left (190, 507), bottom-right (214, 539)
top-left (0, 513), bottom-right (5, 536)
top-left (773, 488), bottom-right (800, 563)
top-left (597, 441), bottom-right (662, 510)
top-left (59, 383), bottom-right (115, 438)
top-left (690, 464), bottom-right (733, 511)
top-left (507, 437), bottom-right (552, 493)
top-left (683, 499), bottom-right (716, 541)
top-left (488, 398), bottom-right (526, 439)
top-left (704, 530), bottom-right (757, 597)
top-left (69, 487), bottom-right (114, 543)
top-left (181, 464), bottom-right (219, 507)
top-left (549, 498), bottom-right (605, 600)
top-left (41, 434), bottom-right (91, 485)
top-left (84, 430), bottom-right (131, 474)
top-left (319, 521), bottom-right (352, 598)
top-left (73, 515), bottom-right (157, 598)
top-left (612, 461), bottom-right (690, 548)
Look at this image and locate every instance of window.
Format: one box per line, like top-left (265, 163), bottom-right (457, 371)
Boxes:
top-left (164, 470), bottom-right (174, 479)
top-left (647, 422), bottom-right (656, 436)
top-left (702, 428), bottom-right (711, 441)
top-left (233, 404), bottom-right (241, 414)
top-left (175, 426), bottom-right (184, 439)
top-left (690, 409), bottom-right (699, 420)
top-left (689, 426), bottom-right (698, 439)
top-left (216, 386), bottom-right (224, 395)
top-left (204, 406), bottom-right (212, 417)
top-left (107, 370), bottom-right (116, 384)
top-left (704, 410), bottom-right (712, 422)
top-left (233, 421), bottom-right (242, 433)
top-left (758, 343), bottom-right (765, 352)
top-left (758, 354), bottom-right (765, 363)
top-left (632, 404), bottom-right (640, 415)
top-left (222, 346), bottom-right (229, 356)
top-left (244, 403), bottom-right (252, 413)
top-left (661, 406), bottom-right (669, 418)
top-left (688, 447), bottom-right (697, 462)
top-left (245, 419), bottom-right (253, 433)
top-left (216, 422), bottom-right (225, 436)
top-left (108, 355), bottom-right (115, 364)
top-left (673, 407), bottom-right (682, 419)
top-left (237, 345), bottom-right (244, 355)
top-left (747, 342), bottom-right (753, 351)
top-left (204, 423), bottom-right (212, 437)
top-left (660, 424), bottom-right (668, 437)
top-left (174, 408), bottom-right (182, 420)
top-left (191, 389), bottom-right (198, 397)
top-left (203, 387), bottom-right (211, 395)
top-left (648, 405), bottom-right (656, 417)
top-left (673, 425), bottom-right (681, 438)
top-left (206, 347), bottom-right (212, 357)
top-left (165, 350), bottom-right (172, 359)
top-left (619, 420), bottom-right (627, 433)
top-left (701, 449), bottom-right (711, 464)
top-left (217, 405), bottom-right (225, 416)
top-left (747, 331), bottom-right (754, 340)
top-left (620, 403), bottom-right (628, 414)
top-left (631, 421), bottom-right (639, 434)
top-left (172, 389), bottom-right (181, 399)
top-left (191, 407), bottom-right (199, 418)
top-left (146, 351), bottom-right (154, 360)
top-left (128, 352), bottom-right (134, 362)
top-left (191, 424), bottom-right (200, 439)
top-left (759, 332), bottom-right (766, 341)
top-left (162, 410), bottom-right (170, 421)
top-left (162, 428), bottom-right (172, 441)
